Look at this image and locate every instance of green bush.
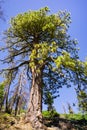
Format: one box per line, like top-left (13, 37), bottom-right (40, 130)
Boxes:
top-left (42, 110), bottom-right (59, 119)
top-left (84, 114), bottom-right (87, 120)
top-left (0, 83), bottom-right (4, 107)
top-left (68, 114), bottom-right (83, 120)
top-left (62, 113), bottom-right (87, 120)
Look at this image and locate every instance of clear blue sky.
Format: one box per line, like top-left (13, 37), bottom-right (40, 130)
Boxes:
top-left (0, 0), bottom-right (87, 113)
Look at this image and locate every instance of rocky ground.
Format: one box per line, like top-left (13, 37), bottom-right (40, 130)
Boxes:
top-left (0, 113), bottom-right (87, 130)
top-left (43, 117), bottom-right (87, 130)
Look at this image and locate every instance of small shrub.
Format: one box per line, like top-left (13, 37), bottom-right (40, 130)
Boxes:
top-left (84, 114), bottom-right (87, 120)
top-left (62, 113), bottom-right (87, 121)
top-left (42, 110), bottom-right (59, 119)
top-left (2, 113), bottom-right (11, 120)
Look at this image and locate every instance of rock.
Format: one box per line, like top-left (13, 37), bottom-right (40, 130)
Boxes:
top-left (47, 127), bottom-right (60, 130)
top-left (59, 121), bottom-right (74, 130)
top-left (10, 123), bottom-right (32, 130)
top-left (0, 124), bottom-right (6, 130)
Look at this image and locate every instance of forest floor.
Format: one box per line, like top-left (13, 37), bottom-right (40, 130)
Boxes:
top-left (0, 112), bottom-right (87, 130)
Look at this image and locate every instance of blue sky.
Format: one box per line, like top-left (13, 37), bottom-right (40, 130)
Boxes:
top-left (0, 0), bottom-right (87, 113)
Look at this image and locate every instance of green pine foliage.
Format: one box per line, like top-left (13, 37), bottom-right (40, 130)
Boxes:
top-left (77, 91), bottom-right (87, 113)
top-left (0, 83), bottom-right (4, 108)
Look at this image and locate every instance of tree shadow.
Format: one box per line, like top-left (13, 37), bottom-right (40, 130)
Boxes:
top-left (43, 117), bottom-right (87, 130)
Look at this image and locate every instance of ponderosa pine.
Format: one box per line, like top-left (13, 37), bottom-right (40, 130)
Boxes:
top-left (0, 7), bottom-right (87, 130)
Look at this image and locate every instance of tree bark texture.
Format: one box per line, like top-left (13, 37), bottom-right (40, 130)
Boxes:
top-left (25, 68), bottom-right (46, 130)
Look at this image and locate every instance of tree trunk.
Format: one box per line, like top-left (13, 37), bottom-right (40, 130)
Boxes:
top-left (15, 96), bottom-right (20, 116)
top-left (5, 85), bottom-right (10, 113)
top-left (25, 68), bottom-right (46, 130)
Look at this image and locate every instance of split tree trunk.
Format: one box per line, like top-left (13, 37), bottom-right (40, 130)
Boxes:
top-left (25, 68), bottom-right (46, 130)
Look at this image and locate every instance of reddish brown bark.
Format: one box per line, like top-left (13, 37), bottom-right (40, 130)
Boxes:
top-left (25, 68), bottom-right (46, 130)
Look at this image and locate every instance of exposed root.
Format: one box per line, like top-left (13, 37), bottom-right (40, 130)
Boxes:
top-left (23, 113), bottom-right (47, 130)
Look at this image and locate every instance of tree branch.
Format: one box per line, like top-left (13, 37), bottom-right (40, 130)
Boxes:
top-left (0, 61), bottom-right (29, 73)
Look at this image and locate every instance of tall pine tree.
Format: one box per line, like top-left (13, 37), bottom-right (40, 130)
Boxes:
top-left (0, 7), bottom-right (87, 129)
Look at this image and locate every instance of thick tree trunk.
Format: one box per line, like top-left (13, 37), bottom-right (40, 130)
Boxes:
top-left (25, 68), bottom-right (46, 130)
